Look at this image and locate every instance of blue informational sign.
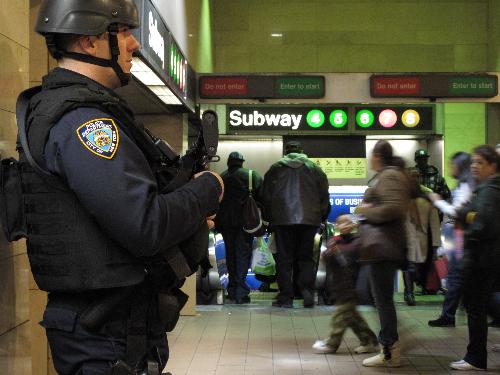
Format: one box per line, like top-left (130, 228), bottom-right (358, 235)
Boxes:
top-left (327, 186), bottom-right (368, 223)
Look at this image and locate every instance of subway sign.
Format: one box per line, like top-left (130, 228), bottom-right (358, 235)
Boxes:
top-left (227, 106), bottom-right (349, 133)
top-left (354, 106), bottom-right (434, 132)
top-left (227, 105), bottom-right (434, 134)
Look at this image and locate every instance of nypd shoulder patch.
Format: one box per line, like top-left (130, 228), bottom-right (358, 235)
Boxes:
top-left (76, 118), bottom-right (120, 159)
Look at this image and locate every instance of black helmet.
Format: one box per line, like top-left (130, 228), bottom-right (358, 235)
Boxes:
top-left (36, 0), bottom-right (140, 86)
top-left (228, 152), bottom-right (245, 162)
top-left (36, 0), bottom-right (139, 36)
top-left (414, 149), bottom-right (429, 159)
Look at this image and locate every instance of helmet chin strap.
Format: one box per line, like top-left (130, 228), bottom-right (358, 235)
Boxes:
top-left (45, 24), bottom-right (131, 87)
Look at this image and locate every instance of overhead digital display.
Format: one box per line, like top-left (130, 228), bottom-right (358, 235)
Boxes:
top-left (371, 74), bottom-right (498, 98)
top-left (227, 106), bottom-right (349, 133)
top-left (200, 75), bottom-right (325, 99)
top-left (132, 0), bottom-right (195, 111)
top-left (354, 106), bottom-right (434, 132)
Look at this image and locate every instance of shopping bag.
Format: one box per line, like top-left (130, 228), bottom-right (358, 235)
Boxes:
top-left (251, 237), bottom-right (276, 277)
top-left (267, 232), bottom-right (277, 254)
top-left (425, 257), bottom-right (448, 293)
top-left (434, 257), bottom-right (448, 280)
top-left (425, 267), bottom-right (440, 293)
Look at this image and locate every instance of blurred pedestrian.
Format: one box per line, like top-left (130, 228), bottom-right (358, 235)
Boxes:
top-left (356, 140), bottom-right (411, 368)
top-left (449, 145), bottom-right (500, 371)
top-left (215, 152), bottom-right (263, 304)
top-left (427, 152), bottom-right (474, 327)
top-left (262, 141), bottom-right (330, 308)
top-left (312, 215), bottom-right (378, 354)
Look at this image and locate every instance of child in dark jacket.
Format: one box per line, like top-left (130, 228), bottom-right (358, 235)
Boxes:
top-left (313, 215), bottom-right (378, 354)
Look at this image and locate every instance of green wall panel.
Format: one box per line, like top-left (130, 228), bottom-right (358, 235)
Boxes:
top-left (443, 103), bottom-right (486, 187)
top-left (488, 0), bottom-right (500, 71)
top-left (212, 0), bottom-right (493, 73)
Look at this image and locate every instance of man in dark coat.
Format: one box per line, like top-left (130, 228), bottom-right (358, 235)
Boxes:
top-left (262, 141), bottom-right (330, 308)
top-left (411, 149), bottom-right (451, 200)
top-left (215, 152), bottom-right (263, 304)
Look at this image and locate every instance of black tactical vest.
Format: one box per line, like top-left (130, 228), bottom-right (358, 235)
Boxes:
top-left (22, 69), bottom-right (151, 292)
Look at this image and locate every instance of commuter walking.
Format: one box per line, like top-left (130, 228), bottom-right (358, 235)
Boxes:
top-left (356, 140), bottom-right (411, 368)
top-left (312, 215), bottom-right (378, 354)
top-left (262, 141), bottom-right (330, 308)
top-left (449, 145), bottom-right (500, 371)
top-left (215, 152), bottom-right (263, 304)
top-left (427, 152), bottom-right (474, 327)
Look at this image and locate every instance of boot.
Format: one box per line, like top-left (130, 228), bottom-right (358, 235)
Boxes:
top-left (403, 271), bottom-right (416, 306)
top-left (362, 341), bottom-right (401, 367)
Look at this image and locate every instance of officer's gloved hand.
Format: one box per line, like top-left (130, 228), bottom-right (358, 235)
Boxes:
top-left (194, 170), bottom-right (224, 202)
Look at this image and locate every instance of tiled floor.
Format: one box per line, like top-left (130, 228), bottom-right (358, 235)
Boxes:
top-left (164, 297), bottom-right (500, 375)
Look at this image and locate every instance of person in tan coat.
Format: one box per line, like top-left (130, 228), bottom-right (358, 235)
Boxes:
top-left (356, 141), bottom-right (411, 368)
top-left (404, 173), bottom-right (442, 305)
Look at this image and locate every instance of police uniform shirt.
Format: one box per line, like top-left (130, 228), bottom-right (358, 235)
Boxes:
top-left (43, 106), bottom-right (221, 257)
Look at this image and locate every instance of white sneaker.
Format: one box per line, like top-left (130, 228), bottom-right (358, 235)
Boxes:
top-left (449, 360), bottom-right (486, 371)
top-left (312, 339), bottom-right (336, 354)
top-left (362, 342), bottom-right (400, 367)
top-left (354, 343), bottom-right (379, 354)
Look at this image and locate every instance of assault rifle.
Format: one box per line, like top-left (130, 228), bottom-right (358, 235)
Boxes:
top-left (147, 109), bottom-right (220, 193)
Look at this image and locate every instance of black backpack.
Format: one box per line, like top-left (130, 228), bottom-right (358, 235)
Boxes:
top-left (0, 86), bottom-right (43, 241)
top-left (241, 170), bottom-right (266, 236)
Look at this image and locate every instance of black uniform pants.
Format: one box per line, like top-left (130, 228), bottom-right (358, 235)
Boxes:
top-left (221, 228), bottom-right (254, 300)
top-left (463, 267), bottom-right (498, 369)
top-left (42, 291), bottom-right (168, 375)
top-left (274, 225), bottom-right (318, 304)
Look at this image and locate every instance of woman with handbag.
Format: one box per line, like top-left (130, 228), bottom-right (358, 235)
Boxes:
top-left (449, 145), bottom-right (500, 371)
top-left (427, 152), bottom-right (474, 327)
top-left (404, 172), bottom-right (442, 306)
top-left (355, 140), bottom-right (411, 368)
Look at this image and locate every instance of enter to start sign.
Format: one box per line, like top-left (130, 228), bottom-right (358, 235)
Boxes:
top-left (275, 77), bottom-right (324, 98)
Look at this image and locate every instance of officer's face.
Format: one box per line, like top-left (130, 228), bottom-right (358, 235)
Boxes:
top-left (92, 25), bottom-right (140, 87)
top-left (115, 26), bottom-right (141, 74)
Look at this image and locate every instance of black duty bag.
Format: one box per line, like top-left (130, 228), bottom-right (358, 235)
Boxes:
top-left (0, 86), bottom-right (43, 242)
top-left (0, 158), bottom-right (26, 241)
top-left (242, 170), bottom-right (266, 236)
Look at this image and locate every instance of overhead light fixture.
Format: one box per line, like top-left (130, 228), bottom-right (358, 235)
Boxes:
top-left (270, 33), bottom-right (283, 38)
top-left (131, 57), bottom-right (182, 105)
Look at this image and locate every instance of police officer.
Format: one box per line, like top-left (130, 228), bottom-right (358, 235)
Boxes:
top-left (23, 1), bottom-right (224, 374)
top-left (215, 152), bottom-right (263, 304)
top-left (412, 149), bottom-right (451, 200)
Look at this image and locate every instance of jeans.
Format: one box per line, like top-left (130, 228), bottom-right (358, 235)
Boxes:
top-left (441, 251), bottom-right (464, 319)
top-left (221, 228), bottom-right (254, 300)
top-left (368, 262), bottom-right (399, 347)
top-left (463, 267), bottom-right (498, 369)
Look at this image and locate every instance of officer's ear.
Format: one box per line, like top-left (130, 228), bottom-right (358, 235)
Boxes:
top-left (77, 34), bottom-right (106, 57)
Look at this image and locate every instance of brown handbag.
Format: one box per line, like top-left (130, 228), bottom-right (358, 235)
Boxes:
top-left (358, 221), bottom-right (405, 263)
